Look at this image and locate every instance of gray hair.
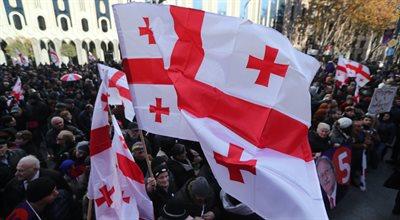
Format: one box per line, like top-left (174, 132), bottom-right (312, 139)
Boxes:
top-left (51, 116), bottom-right (63, 125)
top-left (18, 155), bottom-right (40, 169)
top-left (317, 122), bottom-right (330, 133)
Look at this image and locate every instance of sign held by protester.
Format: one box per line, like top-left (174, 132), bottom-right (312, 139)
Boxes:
top-left (368, 86), bottom-right (398, 114)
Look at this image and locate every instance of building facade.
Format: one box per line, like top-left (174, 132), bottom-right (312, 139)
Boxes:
top-left (0, 0), bottom-right (292, 66)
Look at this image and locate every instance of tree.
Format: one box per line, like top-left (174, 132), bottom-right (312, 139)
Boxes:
top-left (291, 0), bottom-right (398, 61)
top-left (60, 42), bottom-right (77, 58)
top-left (5, 38), bottom-right (33, 58)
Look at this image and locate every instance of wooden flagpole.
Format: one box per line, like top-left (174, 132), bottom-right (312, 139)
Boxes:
top-left (138, 129), bottom-right (154, 177)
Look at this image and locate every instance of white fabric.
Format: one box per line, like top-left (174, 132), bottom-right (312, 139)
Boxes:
top-left (113, 3), bottom-right (196, 140)
top-left (49, 48), bottom-right (60, 66)
top-left (182, 111), bottom-right (327, 219)
top-left (11, 76), bottom-right (24, 102)
top-left (114, 3), bottom-right (327, 219)
top-left (111, 116), bottom-right (153, 220)
top-left (97, 64), bottom-right (136, 121)
top-left (335, 56), bottom-right (347, 84)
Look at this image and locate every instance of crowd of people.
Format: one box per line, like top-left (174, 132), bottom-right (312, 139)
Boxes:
top-left (0, 60), bottom-right (399, 220)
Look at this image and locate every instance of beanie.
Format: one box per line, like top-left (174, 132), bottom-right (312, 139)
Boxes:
top-left (338, 117), bottom-right (352, 129)
top-left (161, 198), bottom-right (188, 220)
top-left (188, 176), bottom-right (210, 198)
top-left (27, 177), bottom-right (56, 203)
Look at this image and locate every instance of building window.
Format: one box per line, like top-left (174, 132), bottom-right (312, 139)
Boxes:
top-left (101, 19), bottom-right (108, 32)
top-left (81, 18), bottom-right (89, 32)
top-left (217, 0), bottom-right (227, 15)
top-left (37, 16), bottom-right (46, 30)
top-left (61, 17), bottom-right (68, 31)
top-left (13, 14), bottom-right (22, 30)
top-left (193, 0), bottom-right (202, 10)
top-left (240, 0), bottom-right (249, 19)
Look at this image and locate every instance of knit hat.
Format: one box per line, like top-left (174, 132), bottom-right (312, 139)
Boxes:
top-left (26, 177), bottom-right (56, 203)
top-left (151, 156), bottom-right (168, 169)
top-left (161, 198), bottom-right (188, 220)
top-left (59, 159), bottom-right (75, 175)
top-left (170, 143), bottom-right (186, 157)
top-left (338, 117), bottom-right (352, 129)
top-left (153, 165), bottom-right (168, 178)
top-left (188, 176), bottom-right (211, 198)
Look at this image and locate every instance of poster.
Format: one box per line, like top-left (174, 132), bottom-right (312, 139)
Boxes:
top-left (368, 86), bottom-right (398, 114)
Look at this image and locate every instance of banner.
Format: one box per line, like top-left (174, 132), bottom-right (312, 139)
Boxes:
top-left (316, 146), bottom-right (351, 209)
top-left (368, 86), bottom-right (398, 114)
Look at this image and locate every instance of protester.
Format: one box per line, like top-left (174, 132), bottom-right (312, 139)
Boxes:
top-left (6, 177), bottom-right (59, 220)
top-left (174, 176), bottom-right (220, 219)
top-left (0, 56), bottom-right (399, 218)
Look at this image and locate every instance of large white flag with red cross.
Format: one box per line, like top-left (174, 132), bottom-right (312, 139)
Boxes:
top-left (87, 81), bottom-right (126, 219)
top-left (114, 2), bottom-right (328, 219)
top-left (114, 4), bottom-right (197, 141)
top-left (110, 115), bottom-right (153, 219)
top-left (87, 80), bottom-right (152, 219)
top-left (336, 57), bottom-right (371, 87)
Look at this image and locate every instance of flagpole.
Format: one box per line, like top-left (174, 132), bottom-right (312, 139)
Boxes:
top-left (107, 106), bottom-right (154, 177)
top-left (87, 197), bottom-right (93, 220)
top-left (138, 129), bottom-right (154, 177)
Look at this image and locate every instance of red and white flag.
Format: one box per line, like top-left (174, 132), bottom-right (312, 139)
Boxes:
top-left (114, 3), bottom-right (327, 219)
top-left (88, 52), bottom-right (97, 62)
top-left (335, 56), bottom-right (348, 86)
top-left (15, 49), bottom-right (29, 67)
top-left (87, 81), bottom-right (152, 219)
top-left (336, 57), bottom-right (371, 87)
top-left (114, 5), bottom-right (197, 141)
top-left (111, 115), bottom-right (153, 220)
top-left (49, 48), bottom-right (60, 66)
top-left (98, 64), bottom-right (135, 121)
top-left (87, 82), bottom-right (126, 219)
top-left (11, 77), bottom-right (24, 103)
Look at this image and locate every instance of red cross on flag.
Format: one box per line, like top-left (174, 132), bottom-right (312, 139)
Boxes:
top-left (97, 64), bottom-right (135, 121)
top-left (87, 81), bottom-right (152, 219)
top-left (114, 3), bottom-right (197, 141)
top-left (336, 56), bottom-right (371, 87)
top-left (87, 82), bottom-right (124, 219)
top-left (11, 77), bottom-right (24, 104)
top-left (114, 3), bottom-right (327, 219)
top-left (111, 115), bottom-right (153, 220)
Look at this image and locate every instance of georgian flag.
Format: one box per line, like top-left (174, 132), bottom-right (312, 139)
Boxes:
top-left (98, 64), bottom-right (135, 121)
top-left (87, 81), bottom-right (152, 219)
top-left (335, 56), bottom-right (348, 86)
top-left (11, 77), bottom-right (24, 103)
top-left (49, 48), bottom-right (60, 66)
top-left (336, 56), bottom-right (371, 87)
top-left (111, 115), bottom-right (153, 220)
top-left (114, 3), bottom-right (327, 219)
top-left (15, 49), bottom-right (29, 67)
top-left (87, 81), bottom-right (126, 219)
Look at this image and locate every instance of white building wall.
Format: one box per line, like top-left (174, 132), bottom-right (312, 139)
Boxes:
top-left (0, 0), bottom-right (290, 66)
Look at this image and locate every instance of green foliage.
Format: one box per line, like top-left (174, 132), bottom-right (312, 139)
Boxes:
top-left (5, 38), bottom-right (33, 58)
top-left (60, 43), bottom-right (77, 58)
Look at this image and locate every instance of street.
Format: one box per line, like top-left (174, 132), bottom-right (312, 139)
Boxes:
top-left (330, 161), bottom-right (398, 220)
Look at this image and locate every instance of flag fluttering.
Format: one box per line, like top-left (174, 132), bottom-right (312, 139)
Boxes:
top-left (114, 3), bottom-right (328, 219)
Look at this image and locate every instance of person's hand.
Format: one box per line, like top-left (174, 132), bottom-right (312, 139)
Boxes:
top-left (202, 211), bottom-right (215, 220)
top-left (146, 177), bottom-right (156, 192)
top-left (193, 217), bottom-right (204, 220)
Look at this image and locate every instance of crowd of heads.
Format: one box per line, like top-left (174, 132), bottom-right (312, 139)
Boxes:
top-left (0, 60), bottom-right (399, 219)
